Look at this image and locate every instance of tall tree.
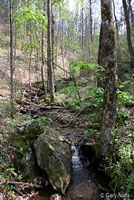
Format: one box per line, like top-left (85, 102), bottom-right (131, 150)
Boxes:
top-left (112, 0), bottom-right (119, 40)
top-left (98, 0), bottom-right (118, 157)
top-left (9, 0), bottom-right (14, 118)
top-left (47, 0), bottom-right (55, 102)
top-left (128, 0), bottom-right (134, 25)
top-left (89, 0), bottom-right (93, 42)
top-left (122, 0), bottom-right (134, 68)
top-left (9, 0), bottom-right (15, 118)
top-left (41, 2), bottom-right (46, 96)
top-left (81, 0), bottom-right (84, 48)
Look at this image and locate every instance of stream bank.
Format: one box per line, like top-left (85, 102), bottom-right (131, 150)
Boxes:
top-left (12, 82), bottom-right (112, 199)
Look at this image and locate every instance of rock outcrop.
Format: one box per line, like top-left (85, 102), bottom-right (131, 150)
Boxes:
top-left (34, 128), bottom-right (72, 194)
top-left (9, 119), bottom-right (46, 178)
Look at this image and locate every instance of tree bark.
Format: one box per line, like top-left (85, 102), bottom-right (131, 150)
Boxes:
top-left (122, 0), bottom-right (134, 68)
top-left (47, 0), bottom-right (55, 102)
top-left (98, 0), bottom-right (118, 157)
top-left (61, 17), bottom-right (65, 76)
top-left (112, 0), bottom-right (119, 40)
top-left (9, 0), bottom-right (15, 118)
top-left (128, 0), bottom-right (134, 25)
top-left (81, 0), bottom-right (84, 49)
top-left (89, 0), bottom-right (93, 42)
top-left (41, 25), bottom-right (46, 96)
top-left (52, 13), bottom-right (55, 71)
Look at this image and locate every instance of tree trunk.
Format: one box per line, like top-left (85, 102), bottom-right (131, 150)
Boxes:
top-left (128, 0), bottom-right (134, 25)
top-left (89, 0), bottom-right (93, 42)
top-left (9, 0), bottom-right (15, 118)
top-left (97, 23), bottom-right (105, 88)
top-left (47, 0), bottom-right (55, 102)
top-left (52, 13), bottom-right (55, 72)
top-left (61, 18), bottom-right (65, 76)
top-left (122, 0), bottom-right (134, 68)
top-left (98, 0), bottom-right (118, 158)
top-left (41, 25), bottom-right (46, 96)
top-left (112, 0), bottom-right (119, 40)
top-left (81, 0), bottom-right (84, 49)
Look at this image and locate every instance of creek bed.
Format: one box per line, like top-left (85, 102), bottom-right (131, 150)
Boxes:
top-left (29, 121), bottom-right (110, 200)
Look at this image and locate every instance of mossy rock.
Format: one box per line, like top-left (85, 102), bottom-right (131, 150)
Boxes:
top-left (8, 119), bottom-right (48, 179)
top-left (34, 128), bottom-right (72, 194)
top-left (60, 116), bottom-right (69, 124)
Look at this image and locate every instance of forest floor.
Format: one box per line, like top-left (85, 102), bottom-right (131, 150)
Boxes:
top-left (0, 46), bottom-right (134, 199)
top-left (0, 47), bottom-right (95, 199)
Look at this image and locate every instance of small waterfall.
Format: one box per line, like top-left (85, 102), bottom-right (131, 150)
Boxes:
top-left (71, 143), bottom-right (82, 169)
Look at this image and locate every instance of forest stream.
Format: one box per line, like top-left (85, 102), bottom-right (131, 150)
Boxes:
top-left (13, 83), bottom-right (112, 200)
top-left (28, 120), bottom-right (110, 200)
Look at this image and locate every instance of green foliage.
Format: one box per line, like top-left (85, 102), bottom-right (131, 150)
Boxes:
top-left (37, 116), bottom-right (52, 126)
top-left (58, 82), bottom-right (104, 111)
top-left (70, 61), bottom-right (105, 76)
top-left (116, 87), bottom-right (134, 124)
top-left (84, 128), bottom-right (97, 136)
top-left (86, 86), bottom-right (104, 107)
top-left (0, 102), bottom-right (11, 118)
top-left (0, 78), bottom-right (3, 83)
top-left (14, 4), bottom-right (47, 31)
top-left (59, 85), bottom-right (81, 96)
top-left (0, 36), bottom-right (9, 46)
top-left (0, 165), bottom-right (24, 199)
top-left (118, 90), bottom-right (133, 105)
top-left (104, 142), bottom-right (134, 198)
top-left (58, 60), bottom-right (134, 199)
top-left (4, 115), bottom-right (32, 129)
top-left (13, 1), bottom-right (47, 54)
top-left (116, 110), bottom-right (129, 124)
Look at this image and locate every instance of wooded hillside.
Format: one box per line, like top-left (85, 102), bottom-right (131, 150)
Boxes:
top-left (0, 0), bottom-right (134, 199)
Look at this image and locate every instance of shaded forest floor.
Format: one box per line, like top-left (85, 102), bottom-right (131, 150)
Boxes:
top-left (0, 47), bottom-right (134, 199)
top-left (0, 77), bottom-right (134, 199)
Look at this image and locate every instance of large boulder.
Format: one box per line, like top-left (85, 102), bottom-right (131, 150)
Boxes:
top-left (34, 128), bottom-right (72, 194)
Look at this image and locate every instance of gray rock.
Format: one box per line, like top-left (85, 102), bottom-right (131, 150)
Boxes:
top-left (50, 194), bottom-right (62, 200)
top-left (34, 128), bottom-right (72, 194)
top-left (9, 119), bottom-right (46, 179)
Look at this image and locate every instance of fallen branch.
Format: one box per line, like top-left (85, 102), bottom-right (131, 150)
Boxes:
top-left (61, 107), bottom-right (86, 128)
top-left (0, 180), bottom-right (34, 187)
top-left (16, 99), bottom-right (63, 110)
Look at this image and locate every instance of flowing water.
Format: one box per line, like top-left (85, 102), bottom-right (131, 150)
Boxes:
top-left (63, 143), bottom-right (101, 200)
top-left (71, 143), bottom-right (82, 169)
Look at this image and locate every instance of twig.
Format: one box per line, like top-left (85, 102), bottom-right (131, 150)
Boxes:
top-left (61, 107), bottom-right (86, 128)
top-left (0, 180), bottom-right (34, 187)
top-left (13, 186), bottom-right (24, 196)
